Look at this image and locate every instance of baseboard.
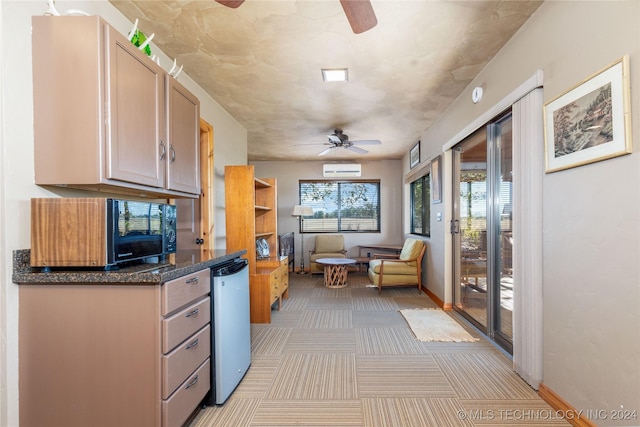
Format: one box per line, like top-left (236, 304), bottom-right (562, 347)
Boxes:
top-left (423, 287), bottom-right (452, 310)
top-left (538, 383), bottom-right (597, 427)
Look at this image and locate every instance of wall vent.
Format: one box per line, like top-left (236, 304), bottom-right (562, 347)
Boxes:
top-left (323, 163), bottom-right (362, 178)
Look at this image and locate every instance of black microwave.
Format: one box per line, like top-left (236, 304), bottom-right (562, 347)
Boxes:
top-left (31, 198), bottom-right (177, 269)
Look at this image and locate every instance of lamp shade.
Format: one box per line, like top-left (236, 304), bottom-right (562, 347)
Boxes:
top-left (291, 205), bottom-right (313, 216)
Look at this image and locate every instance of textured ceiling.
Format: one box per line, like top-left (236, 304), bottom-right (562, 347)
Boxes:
top-left (109, 0), bottom-right (542, 161)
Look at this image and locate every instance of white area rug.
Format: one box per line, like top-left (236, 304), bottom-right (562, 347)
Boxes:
top-left (399, 308), bottom-right (478, 342)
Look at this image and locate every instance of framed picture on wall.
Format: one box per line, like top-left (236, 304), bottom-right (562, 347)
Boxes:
top-left (543, 55), bottom-right (632, 173)
top-left (431, 155), bottom-right (442, 203)
top-left (410, 141), bottom-right (420, 169)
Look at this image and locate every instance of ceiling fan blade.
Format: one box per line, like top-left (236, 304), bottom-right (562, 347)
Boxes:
top-left (318, 147), bottom-right (336, 156)
top-left (351, 139), bottom-right (382, 145)
top-left (215, 0), bottom-right (245, 8)
top-left (346, 145), bottom-right (368, 154)
top-left (328, 134), bottom-right (342, 144)
top-left (339, 0), bottom-right (378, 34)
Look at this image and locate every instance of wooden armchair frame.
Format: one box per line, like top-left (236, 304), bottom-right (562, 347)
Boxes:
top-left (370, 244), bottom-right (426, 294)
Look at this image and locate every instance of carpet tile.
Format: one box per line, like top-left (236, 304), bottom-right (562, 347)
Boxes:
top-left (297, 309), bottom-right (353, 328)
top-left (352, 310), bottom-right (407, 328)
top-left (267, 353), bottom-right (357, 400)
top-left (251, 400), bottom-right (363, 426)
top-left (356, 327), bottom-right (431, 355)
top-left (285, 328), bottom-right (357, 353)
top-left (356, 355), bottom-right (456, 398)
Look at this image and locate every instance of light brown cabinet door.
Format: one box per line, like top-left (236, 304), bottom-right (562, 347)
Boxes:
top-left (105, 24), bottom-right (165, 188)
top-left (175, 198), bottom-right (202, 250)
top-left (166, 77), bottom-right (200, 194)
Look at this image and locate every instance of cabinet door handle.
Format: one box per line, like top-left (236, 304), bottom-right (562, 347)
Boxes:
top-left (169, 144), bottom-right (176, 163)
top-left (185, 338), bottom-right (199, 350)
top-left (185, 308), bottom-right (199, 318)
top-left (159, 140), bottom-right (166, 161)
top-left (185, 277), bottom-right (199, 284)
top-left (184, 375), bottom-right (198, 389)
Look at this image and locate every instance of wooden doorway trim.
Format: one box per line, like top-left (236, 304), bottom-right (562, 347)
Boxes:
top-left (200, 118), bottom-right (214, 251)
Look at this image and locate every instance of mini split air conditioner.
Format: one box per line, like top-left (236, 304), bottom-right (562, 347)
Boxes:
top-left (323, 163), bottom-right (362, 178)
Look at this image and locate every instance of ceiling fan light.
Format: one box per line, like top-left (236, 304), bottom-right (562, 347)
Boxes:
top-left (321, 68), bottom-right (348, 82)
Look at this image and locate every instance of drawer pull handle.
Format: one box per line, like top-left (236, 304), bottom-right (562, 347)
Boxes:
top-left (185, 338), bottom-right (199, 350)
top-left (185, 375), bottom-right (198, 390)
top-left (185, 308), bottom-right (199, 318)
top-left (185, 277), bottom-right (199, 284)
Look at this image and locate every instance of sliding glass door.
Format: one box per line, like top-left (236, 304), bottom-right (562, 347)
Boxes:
top-left (452, 112), bottom-right (513, 353)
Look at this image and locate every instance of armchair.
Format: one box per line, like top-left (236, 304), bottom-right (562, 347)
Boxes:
top-left (309, 235), bottom-right (347, 274)
top-left (367, 238), bottom-right (426, 294)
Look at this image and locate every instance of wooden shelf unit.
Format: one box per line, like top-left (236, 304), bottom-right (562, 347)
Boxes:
top-left (225, 166), bottom-right (288, 323)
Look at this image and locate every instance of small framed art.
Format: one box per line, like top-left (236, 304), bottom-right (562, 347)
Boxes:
top-left (431, 155), bottom-right (442, 203)
top-left (410, 141), bottom-right (420, 169)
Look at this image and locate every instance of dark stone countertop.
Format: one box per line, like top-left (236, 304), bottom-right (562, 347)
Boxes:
top-left (12, 249), bottom-right (247, 285)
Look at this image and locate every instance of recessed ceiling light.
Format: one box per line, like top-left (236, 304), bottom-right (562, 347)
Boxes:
top-left (321, 68), bottom-right (348, 82)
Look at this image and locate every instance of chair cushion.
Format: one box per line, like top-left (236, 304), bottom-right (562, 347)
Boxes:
top-left (399, 238), bottom-right (424, 261)
top-left (314, 235), bottom-right (344, 253)
top-left (368, 259), bottom-right (417, 275)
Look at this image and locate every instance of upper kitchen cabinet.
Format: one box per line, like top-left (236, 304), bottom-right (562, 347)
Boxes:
top-left (166, 77), bottom-right (200, 194)
top-left (32, 16), bottom-right (200, 198)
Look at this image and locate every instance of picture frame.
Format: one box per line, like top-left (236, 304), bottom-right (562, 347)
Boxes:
top-left (410, 141), bottom-right (420, 169)
top-left (431, 155), bottom-right (442, 203)
top-left (543, 55), bottom-right (632, 173)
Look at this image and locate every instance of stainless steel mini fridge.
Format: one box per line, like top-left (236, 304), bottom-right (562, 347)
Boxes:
top-left (207, 257), bottom-right (251, 405)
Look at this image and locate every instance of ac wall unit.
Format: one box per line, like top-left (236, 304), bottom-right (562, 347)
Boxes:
top-left (323, 163), bottom-right (362, 178)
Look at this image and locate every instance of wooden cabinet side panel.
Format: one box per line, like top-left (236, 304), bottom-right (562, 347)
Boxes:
top-left (249, 273), bottom-right (272, 324)
top-left (30, 198), bottom-right (108, 267)
top-left (32, 16), bottom-right (103, 184)
top-left (225, 166), bottom-right (257, 271)
top-left (19, 284), bottom-right (162, 427)
top-left (166, 77), bottom-right (201, 194)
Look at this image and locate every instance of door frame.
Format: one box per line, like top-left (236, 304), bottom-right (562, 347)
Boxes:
top-left (450, 111), bottom-right (514, 354)
top-left (199, 118), bottom-right (214, 250)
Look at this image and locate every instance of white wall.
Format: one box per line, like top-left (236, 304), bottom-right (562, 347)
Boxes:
top-left (419, 0), bottom-right (639, 419)
top-left (251, 160), bottom-right (403, 269)
top-left (0, 1), bottom-right (247, 425)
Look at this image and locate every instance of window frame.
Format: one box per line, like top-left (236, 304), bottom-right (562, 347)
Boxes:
top-left (410, 172), bottom-right (431, 237)
top-left (298, 179), bottom-right (381, 233)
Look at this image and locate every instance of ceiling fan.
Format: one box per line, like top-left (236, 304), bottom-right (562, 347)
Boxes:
top-left (214, 0), bottom-right (378, 34)
top-left (317, 129), bottom-right (381, 156)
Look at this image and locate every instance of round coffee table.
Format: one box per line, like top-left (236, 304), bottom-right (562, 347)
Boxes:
top-left (315, 258), bottom-right (357, 288)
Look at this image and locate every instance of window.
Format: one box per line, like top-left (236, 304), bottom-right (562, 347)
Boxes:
top-left (410, 173), bottom-right (430, 237)
top-left (299, 180), bottom-right (380, 233)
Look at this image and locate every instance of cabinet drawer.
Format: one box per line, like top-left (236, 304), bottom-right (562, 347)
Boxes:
top-left (280, 257), bottom-right (288, 269)
top-left (162, 297), bottom-right (210, 353)
top-left (162, 358), bottom-right (210, 427)
top-left (269, 268), bottom-right (278, 305)
top-left (162, 269), bottom-right (210, 316)
top-left (162, 324), bottom-right (210, 399)
top-left (281, 272), bottom-right (289, 292)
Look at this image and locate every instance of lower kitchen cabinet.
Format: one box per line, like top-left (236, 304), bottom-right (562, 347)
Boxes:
top-left (18, 268), bottom-right (211, 427)
top-left (252, 256), bottom-right (289, 323)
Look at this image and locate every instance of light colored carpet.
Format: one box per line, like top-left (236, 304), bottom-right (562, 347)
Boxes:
top-left (190, 272), bottom-right (569, 427)
top-left (399, 308), bottom-right (479, 342)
